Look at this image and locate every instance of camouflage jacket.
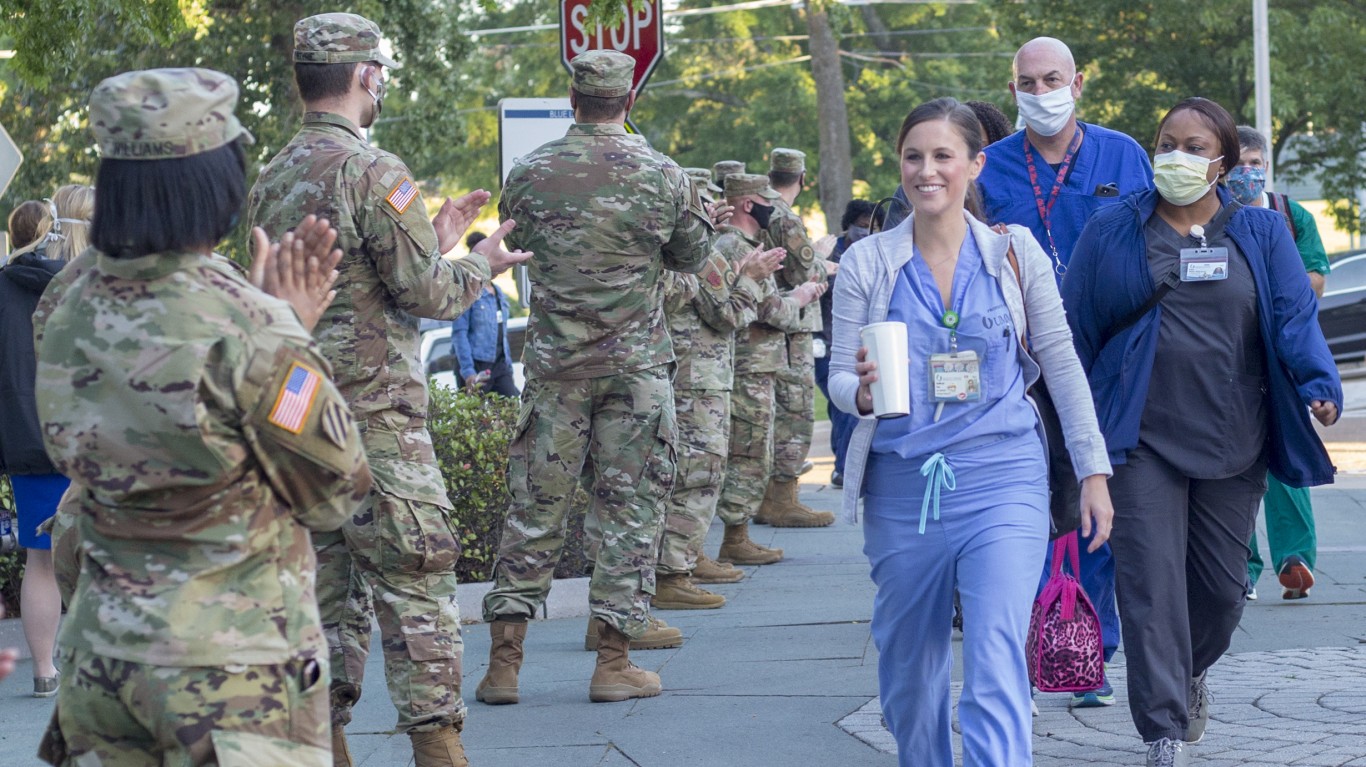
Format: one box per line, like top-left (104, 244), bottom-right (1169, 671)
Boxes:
top-left (763, 198), bottom-right (824, 333)
top-left (35, 249), bottom-right (371, 666)
top-left (731, 228), bottom-right (806, 374)
top-left (499, 122), bottom-right (713, 380)
top-left (662, 226), bottom-right (764, 391)
top-left (248, 112), bottom-right (488, 507)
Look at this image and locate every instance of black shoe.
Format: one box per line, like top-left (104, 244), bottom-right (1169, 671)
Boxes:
top-left (830, 471), bottom-right (843, 488)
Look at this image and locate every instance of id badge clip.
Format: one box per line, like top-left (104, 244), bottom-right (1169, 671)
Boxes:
top-left (928, 350), bottom-right (982, 422)
top-left (1180, 247), bottom-right (1229, 282)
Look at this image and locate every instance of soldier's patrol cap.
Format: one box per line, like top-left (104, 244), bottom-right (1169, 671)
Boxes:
top-left (89, 68), bottom-right (254, 161)
top-left (294, 13), bottom-right (401, 70)
top-left (571, 50), bottom-right (635, 98)
top-left (769, 148), bottom-right (806, 173)
top-left (725, 173), bottom-right (780, 200)
top-left (712, 160), bottom-right (745, 186)
top-left (684, 167), bottom-right (723, 195)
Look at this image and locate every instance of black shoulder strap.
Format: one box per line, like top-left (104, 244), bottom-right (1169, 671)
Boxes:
top-left (1267, 192), bottom-right (1297, 241)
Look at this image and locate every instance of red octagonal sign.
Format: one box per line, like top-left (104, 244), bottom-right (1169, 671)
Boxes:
top-left (560, 0), bottom-right (664, 94)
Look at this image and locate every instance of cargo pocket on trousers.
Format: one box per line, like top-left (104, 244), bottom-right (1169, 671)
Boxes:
top-left (728, 413), bottom-right (767, 460)
top-left (210, 730), bottom-right (330, 767)
top-left (376, 495), bottom-right (461, 575)
top-left (677, 444), bottom-right (725, 491)
top-left (639, 408), bottom-right (678, 503)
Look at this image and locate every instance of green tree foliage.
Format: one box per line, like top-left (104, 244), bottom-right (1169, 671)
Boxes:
top-left (0, 1), bottom-right (477, 258)
top-left (988, 0), bottom-right (1366, 232)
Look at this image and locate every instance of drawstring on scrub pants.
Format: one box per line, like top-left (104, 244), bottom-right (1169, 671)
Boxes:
top-left (918, 452), bottom-right (956, 534)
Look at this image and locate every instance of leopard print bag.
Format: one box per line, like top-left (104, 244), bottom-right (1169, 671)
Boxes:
top-left (1026, 532), bottom-right (1104, 692)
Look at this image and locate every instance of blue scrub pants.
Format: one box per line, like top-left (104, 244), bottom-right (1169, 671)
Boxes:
top-left (814, 355), bottom-right (855, 474)
top-left (863, 436), bottom-right (1049, 767)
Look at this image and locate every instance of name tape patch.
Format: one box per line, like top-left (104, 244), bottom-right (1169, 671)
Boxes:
top-left (386, 177), bottom-right (419, 215)
top-left (268, 362), bottom-right (323, 434)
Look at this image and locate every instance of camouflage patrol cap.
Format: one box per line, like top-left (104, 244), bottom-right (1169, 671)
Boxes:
top-left (712, 160), bottom-right (745, 186)
top-left (294, 13), bottom-right (401, 70)
top-left (684, 167), bottom-right (723, 195)
top-left (571, 50), bottom-right (635, 97)
top-left (725, 173), bottom-right (780, 200)
top-left (89, 68), bottom-right (255, 161)
top-left (769, 148), bottom-right (806, 173)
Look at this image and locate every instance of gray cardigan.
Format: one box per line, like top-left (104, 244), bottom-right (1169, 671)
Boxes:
top-left (828, 212), bottom-right (1112, 523)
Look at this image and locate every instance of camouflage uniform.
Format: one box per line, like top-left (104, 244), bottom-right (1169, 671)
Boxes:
top-left (683, 167), bottom-right (722, 206)
top-left (657, 232), bottom-right (764, 575)
top-left (481, 52), bottom-right (714, 639)
top-left (247, 14), bottom-right (489, 735)
top-left (712, 160), bottom-right (746, 190)
top-left (35, 68), bottom-right (371, 767)
top-left (763, 148), bottom-right (824, 483)
top-left (717, 177), bottom-right (808, 527)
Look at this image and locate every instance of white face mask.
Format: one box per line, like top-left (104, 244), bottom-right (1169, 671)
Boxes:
top-left (1153, 150), bottom-right (1223, 207)
top-left (1014, 83), bottom-right (1075, 137)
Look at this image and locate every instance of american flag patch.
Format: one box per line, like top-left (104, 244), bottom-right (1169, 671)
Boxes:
top-left (385, 177), bottom-right (419, 214)
top-left (268, 362), bottom-right (322, 434)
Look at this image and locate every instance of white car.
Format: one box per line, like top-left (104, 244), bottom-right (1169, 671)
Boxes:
top-left (419, 317), bottom-right (527, 392)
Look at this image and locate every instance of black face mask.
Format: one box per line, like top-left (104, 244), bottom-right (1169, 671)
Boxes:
top-left (751, 202), bottom-right (775, 230)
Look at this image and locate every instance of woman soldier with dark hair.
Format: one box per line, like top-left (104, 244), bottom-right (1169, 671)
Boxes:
top-left (34, 68), bottom-right (372, 767)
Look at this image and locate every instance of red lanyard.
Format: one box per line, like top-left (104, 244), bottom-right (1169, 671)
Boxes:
top-left (1023, 126), bottom-right (1084, 274)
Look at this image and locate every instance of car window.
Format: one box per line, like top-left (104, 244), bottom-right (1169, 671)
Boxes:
top-left (1325, 255), bottom-right (1366, 296)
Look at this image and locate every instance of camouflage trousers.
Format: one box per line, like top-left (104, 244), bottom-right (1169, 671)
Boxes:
top-left (315, 464), bottom-right (465, 734)
top-left (39, 648), bottom-right (329, 767)
top-left (658, 389), bottom-right (731, 575)
top-left (482, 364), bottom-right (676, 639)
top-left (717, 371), bottom-right (776, 526)
top-left (772, 332), bottom-right (816, 481)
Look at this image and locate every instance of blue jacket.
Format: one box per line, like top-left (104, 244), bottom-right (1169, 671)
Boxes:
top-left (451, 286), bottom-right (512, 380)
top-left (1060, 188), bottom-right (1342, 487)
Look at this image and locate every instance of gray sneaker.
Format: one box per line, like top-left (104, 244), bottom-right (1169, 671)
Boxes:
top-left (1187, 671), bottom-right (1211, 743)
top-left (1146, 737), bottom-right (1189, 767)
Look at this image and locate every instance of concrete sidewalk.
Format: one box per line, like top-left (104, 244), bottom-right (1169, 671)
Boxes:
top-left (4, 452), bottom-right (1366, 765)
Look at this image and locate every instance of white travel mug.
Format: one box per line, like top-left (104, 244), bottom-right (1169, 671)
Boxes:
top-left (859, 321), bottom-right (911, 418)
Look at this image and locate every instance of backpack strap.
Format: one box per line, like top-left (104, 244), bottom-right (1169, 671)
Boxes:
top-left (993, 224), bottom-right (1030, 352)
top-left (1267, 192), bottom-right (1298, 241)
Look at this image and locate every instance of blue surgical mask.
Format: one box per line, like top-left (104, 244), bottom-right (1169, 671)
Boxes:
top-left (1225, 165), bottom-right (1266, 205)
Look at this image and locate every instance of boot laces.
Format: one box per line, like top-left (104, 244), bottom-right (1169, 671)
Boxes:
top-left (1189, 674), bottom-right (1212, 716)
top-left (1147, 738), bottom-right (1184, 765)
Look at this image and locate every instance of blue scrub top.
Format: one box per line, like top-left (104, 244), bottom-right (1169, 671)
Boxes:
top-left (871, 233), bottom-right (1037, 460)
top-left (978, 123), bottom-right (1154, 283)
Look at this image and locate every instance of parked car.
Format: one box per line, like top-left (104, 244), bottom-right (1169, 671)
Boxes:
top-left (419, 316), bottom-right (527, 392)
top-left (1318, 249), bottom-right (1366, 362)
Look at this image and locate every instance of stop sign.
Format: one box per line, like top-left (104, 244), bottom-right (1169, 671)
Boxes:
top-left (560, 0), bottom-right (664, 94)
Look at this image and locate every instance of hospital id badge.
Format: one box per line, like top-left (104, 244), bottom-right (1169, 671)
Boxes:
top-left (929, 350), bottom-right (982, 404)
top-left (1180, 247), bottom-right (1229, 282)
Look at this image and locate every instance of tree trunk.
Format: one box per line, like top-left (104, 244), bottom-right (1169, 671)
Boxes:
top-left (805, 0), bottom-right (853, 235)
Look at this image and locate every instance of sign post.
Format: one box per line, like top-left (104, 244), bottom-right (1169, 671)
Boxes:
top-left (560, 0), bottom-right (664, 96)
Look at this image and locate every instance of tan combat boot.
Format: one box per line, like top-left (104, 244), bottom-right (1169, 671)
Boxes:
top-left (410, 724), bottom-right (468, 767)
top-left (475, 618), bottom-right (526, 705)
top-left (717, 522), bottom-right (784, 565)
top-left (692, 553), bottom-right (745, 584)
top-left (752, 479), bottom-right (782, 525)
top-left (332, 727), bottom-right (353, 767)
top-left (588, 619), bottom-right (663, 703)
top-left (653, 573), bottom-right (726, 610)
top-left (583, 614), bottom-right (683, 651)
top-left (765, 479), bottom-right (835, 528)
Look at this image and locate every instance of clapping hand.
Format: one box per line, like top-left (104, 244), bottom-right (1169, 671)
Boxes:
top-left (705, 201), bottom-right (734, 228)
top-left (250, 215), bottom-right (343, 332)
top-left (470, 219), bottom-right (533, 277)
top-left (432, 190), bottom-right (492, 255)
top-left (736, 247), bottom-right (785, 281)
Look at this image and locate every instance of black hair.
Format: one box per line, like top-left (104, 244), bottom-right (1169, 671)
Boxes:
top-left (1155, 97), bottom-right (1240, 172)
top-left (466, 231), bottom-right (487, 249)
top-left (91, 138), bottom-right (247, 259)
top-left (964, 100), bottom-right (1014, 146)
top-left (294, 61), bottom-right (360, 103)
top-left (573, 90), bottom-right (630, 122)
top-left (896, 97), bottom-right (986, 220)
top-left (768, 170), bottom-right (802, 189)
top-left (841, 199), bottom-right (876, 231)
